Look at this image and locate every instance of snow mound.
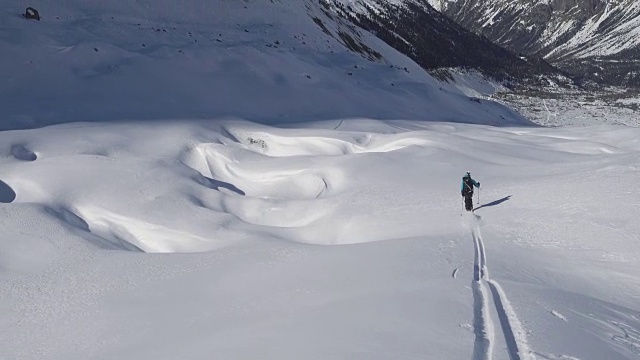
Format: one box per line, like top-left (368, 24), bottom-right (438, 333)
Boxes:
top-left (2, 119), bottom-right (640, 360)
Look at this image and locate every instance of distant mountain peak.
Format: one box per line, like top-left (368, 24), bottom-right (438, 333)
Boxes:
top-left (324, 0), bottom-right (566, 85)
top-left (430, 0), bottom-right (640, 86)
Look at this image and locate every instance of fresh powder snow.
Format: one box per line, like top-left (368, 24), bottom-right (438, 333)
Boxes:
top-left (2, 1), bottom-right (640, 360)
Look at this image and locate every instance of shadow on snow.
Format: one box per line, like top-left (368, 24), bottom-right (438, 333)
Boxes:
top-left (0, 180), bottom-right (16, 203)
top-left (474, 195), bottom-right (511, 211)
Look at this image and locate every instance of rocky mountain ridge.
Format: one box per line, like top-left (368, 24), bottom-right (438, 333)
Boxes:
top-left (321, 0), bottom-right (568, 86)
top-left (427, 0), bottom-right (640, 86)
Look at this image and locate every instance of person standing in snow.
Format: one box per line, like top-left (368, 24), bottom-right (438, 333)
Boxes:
top-left (461, 171), bottom-right (480, 212)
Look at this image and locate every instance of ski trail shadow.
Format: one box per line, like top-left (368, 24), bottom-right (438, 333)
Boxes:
top-left (474, 195), bottom-right (511, 211)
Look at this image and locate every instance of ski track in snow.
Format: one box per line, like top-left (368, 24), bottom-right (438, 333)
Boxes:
top-left (471, 218), bottom-right (494, 360)
top-left (551, 310), bottom-right (568, 322)
top-left (533, 354), bottom-right (581, 360)
top-left (611, 321), bottom-right (640, 356)
top-left (470, 216), bottom-right (535, 360)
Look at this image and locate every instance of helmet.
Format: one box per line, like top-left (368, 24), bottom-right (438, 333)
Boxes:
top-left (466, 171), bottom-right (471, 176)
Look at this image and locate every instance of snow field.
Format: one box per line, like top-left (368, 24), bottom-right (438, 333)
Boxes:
top-left (2, 119), bottom-right (640, 359)
top-left (2, 0), bottom-right (640, 359)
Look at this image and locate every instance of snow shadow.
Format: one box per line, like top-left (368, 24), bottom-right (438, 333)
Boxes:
top-left (45, 206), bottom-right (145, 252)
top-left (0, 180), bottom-right (16, 203)
top-left (474, 195), bottom-right (511, 211)
top-left (201, 176), bottom-right (245, 195)
top-left (45, 207), bottom-right (90, 232)
top-left (11, 144), bottom-right (37, 161)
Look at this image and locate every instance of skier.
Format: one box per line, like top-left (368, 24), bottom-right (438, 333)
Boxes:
top-left (461, 171), bottom-right (480, 212)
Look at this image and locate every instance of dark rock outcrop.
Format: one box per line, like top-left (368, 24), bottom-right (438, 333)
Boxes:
top-left (25, 7), bottom-right (40, 21)
top-left (324, 0), bottom-right (567, 86)
top-left (431, 0), bottom-right (640, 86)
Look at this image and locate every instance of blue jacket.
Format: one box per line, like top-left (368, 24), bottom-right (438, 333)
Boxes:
top-left (461, 175), bottom-right (480, 194)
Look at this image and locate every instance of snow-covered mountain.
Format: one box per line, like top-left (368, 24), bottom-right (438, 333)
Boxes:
top-left (428, 0), bottom-right (640, 86)
top-left (0, 0), bottom-right (533, 130)
top-left (3, 1), bottom-right (640, 360)
top-left (324, 0), bottom-right (565, 84)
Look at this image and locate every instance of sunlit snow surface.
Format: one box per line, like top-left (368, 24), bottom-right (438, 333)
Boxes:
top-left (2, 1), bottom-right (640, 359)
top-left (2, 119), bottom-right (640, 360)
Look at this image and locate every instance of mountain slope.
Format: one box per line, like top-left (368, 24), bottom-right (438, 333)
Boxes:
top-left (428, 0), bottom-right (640, 86)
top-left (3, 2), bottom-right (640, 360)
top-left (324, 0), bottom-right (564, 84)
top-left (0, 0), bottom-right (530, 130)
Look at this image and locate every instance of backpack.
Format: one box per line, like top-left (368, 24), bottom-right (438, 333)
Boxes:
top-left (462, 176), bottom-right (474, 196)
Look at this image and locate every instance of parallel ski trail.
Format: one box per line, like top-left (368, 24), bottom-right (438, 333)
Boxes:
top-left (470, 217), bottom-right (535, 360)
top-left (471, 228), bottom-right (494, 360)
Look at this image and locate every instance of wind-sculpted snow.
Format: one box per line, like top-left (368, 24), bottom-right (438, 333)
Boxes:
top-left (11, 144), bottom-right (37, 161)
top-left (4, 120), bottom-right (639, 254)
top-left (74, 206), bottom-right (222, 253)
top-left (182, 142), bottom-right (339, 201)
top-left (2, 119), bottom-right (640, 360)
top-left (0, 120), bottom-right (451, 251)
top-left (224, 127), bottom-right (434, 158)
top-left (180, 123), bottom-right (434, 239)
